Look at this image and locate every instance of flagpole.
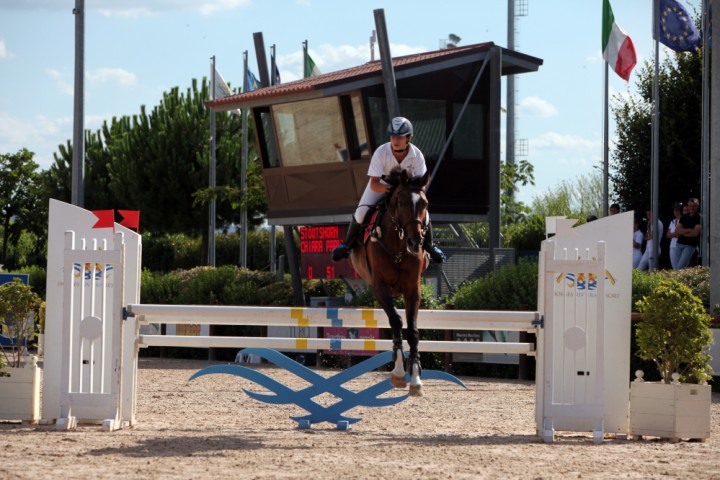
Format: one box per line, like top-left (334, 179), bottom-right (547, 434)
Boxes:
top-left (240, 51), bottom-right (250, 269)
top-left (603, 61), bottom-right (609, 217)
top-left (650, 0), bottom-right (660, 271)
top-left (209, 56), bottom-right (217, 267)
top-left (700, 0), bottom-right (710, 266)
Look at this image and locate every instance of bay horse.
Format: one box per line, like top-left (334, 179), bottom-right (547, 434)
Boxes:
top-left (350, 169), bottom-right (430, 396)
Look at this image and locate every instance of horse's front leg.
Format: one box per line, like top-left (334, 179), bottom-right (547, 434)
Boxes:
top-left (373, 284), bottom-right (406, 388)
top-left (404, 286), bottom-right (423, 397)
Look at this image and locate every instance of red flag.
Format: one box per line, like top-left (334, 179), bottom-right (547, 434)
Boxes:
top-left (91, 210), bottom-right (115, 229)
top-left (118, 210), bottom-right (140, 231)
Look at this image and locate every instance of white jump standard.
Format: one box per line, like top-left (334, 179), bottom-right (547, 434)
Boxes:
top-left (43, 200), bottom-right (633, 442)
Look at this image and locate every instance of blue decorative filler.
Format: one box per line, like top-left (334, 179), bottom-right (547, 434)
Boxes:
top-left (189, 347), bottom-right (466, 430)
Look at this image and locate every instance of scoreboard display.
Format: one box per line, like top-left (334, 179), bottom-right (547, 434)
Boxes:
top-left (299, 225), bottom-right (358, 280)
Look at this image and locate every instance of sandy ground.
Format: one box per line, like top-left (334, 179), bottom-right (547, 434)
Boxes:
top-left (2, 357), bottom-right (720, 480)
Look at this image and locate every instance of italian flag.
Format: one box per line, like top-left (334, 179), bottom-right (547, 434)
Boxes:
top-left (601, 0), bottom-right (637, 82)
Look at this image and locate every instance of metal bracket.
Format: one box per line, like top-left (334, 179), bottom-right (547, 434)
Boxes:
top-left (532, 315), bottom-right (544, 329)
top-left (122, 307), bottom-right (135, 320)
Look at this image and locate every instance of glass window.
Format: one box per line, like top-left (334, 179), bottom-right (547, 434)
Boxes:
top-left (271, 97), bottom-right (348, 167)
top-left (452, 103), bottom-right (483, 160)
top-left (367, 97), bottom-right (445, 161)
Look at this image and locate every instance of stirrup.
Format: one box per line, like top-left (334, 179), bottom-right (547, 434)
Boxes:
top-left (332, 243), bottom-right (351, 262)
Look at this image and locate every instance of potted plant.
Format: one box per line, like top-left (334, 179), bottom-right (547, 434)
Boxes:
top-left (630, 279), bottom-right (714, 442)
top-left (0, 278), bottom-right (42, 422)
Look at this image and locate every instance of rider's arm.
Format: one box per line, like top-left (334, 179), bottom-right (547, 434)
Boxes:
top-left (370, 176), bottom-right (391, 193)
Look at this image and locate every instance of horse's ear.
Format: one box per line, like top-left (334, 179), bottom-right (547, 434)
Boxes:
top-left (419, 171), bottom-right (430, 188)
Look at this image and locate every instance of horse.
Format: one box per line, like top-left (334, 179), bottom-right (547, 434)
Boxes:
top-left (350, 169), bottom-right (430, 396)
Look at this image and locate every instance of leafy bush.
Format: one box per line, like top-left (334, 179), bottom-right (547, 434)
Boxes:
top-left (636, 279), bottom-right (713, 384)
top-left (631, 267), bottom-right (710, 311)
top-left (0, 279), bottom-right (42, 368)
top-left (450, 258), bottom-right (538, 311)
top-left (141, 230), bottom-right (287, 272)
top-left (502, 215), bottom-right (546, 252)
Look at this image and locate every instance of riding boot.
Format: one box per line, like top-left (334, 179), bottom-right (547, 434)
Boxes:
top-left (423, 222), bottom-right (446, 264)
top-left (332, 218), bottom-right (363, 262)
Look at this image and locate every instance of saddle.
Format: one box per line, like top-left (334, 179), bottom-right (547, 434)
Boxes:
top-left (360, 194), bottom-right (390, 245)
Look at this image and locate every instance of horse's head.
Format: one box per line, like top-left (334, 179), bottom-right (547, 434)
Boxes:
top-left (388, 170), bottom-right (430, 256)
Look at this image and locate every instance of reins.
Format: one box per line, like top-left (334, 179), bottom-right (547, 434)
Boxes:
top-left (379, 186), bottom-right (428, 265)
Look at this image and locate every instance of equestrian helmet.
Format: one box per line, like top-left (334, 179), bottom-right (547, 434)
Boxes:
top-left (387, 117), bottom-right (413, 137)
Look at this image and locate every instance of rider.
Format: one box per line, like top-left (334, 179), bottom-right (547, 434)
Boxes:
top-left (331, 116), bottom-right (446, 264)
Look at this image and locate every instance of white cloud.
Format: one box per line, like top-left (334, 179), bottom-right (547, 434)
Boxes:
top-left (532, 131), bottom-right (599, 152)
top-left (0, 39), bottom-right (14, 59)
top-left (87, 68), bottom-right (137, 87)
top-left (276, 42), bottom-right (425, 83)
top-left (1, 0), bottom-right (251, 15)
top-left (0, 111), bottom-right (72, 169)
top-left (518, 96), bottom-right (558, 118)
top-left (46, 68), bottom-right (74, 96)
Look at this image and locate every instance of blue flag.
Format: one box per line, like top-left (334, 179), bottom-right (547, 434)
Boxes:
top-left (247, 70), bottom-right (260, 92)
top-left (657, 0), bottom-right (700, 52)
top-left (273, 64), bottom-right (281, 85)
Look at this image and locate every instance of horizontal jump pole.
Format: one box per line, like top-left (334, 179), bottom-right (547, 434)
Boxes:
top-left (127, 304), bottom-right (541, 332)
top-left (138, 335), bottom-right (536, 356)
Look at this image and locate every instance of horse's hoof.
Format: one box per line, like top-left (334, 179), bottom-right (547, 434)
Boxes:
top-left (408, 384), bottom-right (423, 397)
top-left (390, 374), bottom-right (407, 389)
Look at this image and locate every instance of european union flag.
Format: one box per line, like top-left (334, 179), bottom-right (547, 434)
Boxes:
top-left (247, 70), bottom-right (260, 92)
top-left (658, 0), bottom-right (700, 52)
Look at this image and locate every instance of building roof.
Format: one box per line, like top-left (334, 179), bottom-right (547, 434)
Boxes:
top-left (208, 42), bottom-right (543, 112)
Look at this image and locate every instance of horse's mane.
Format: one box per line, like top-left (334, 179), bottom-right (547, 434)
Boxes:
top-left (384, 168), bottom-right (429, 190)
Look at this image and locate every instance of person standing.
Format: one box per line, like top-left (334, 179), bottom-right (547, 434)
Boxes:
top-left (666, 202), bottom-right (684, 269)
top-left (637, 209), bottom-right (664, 271)
top-left (331, 117), bottom-right (446, 263)
top-left (632, 217), bottom-right (643, 269)
top-left (674, 197), bottom-right (701, 269)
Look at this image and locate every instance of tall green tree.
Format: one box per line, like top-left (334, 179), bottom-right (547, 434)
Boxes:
top-left (611, 48), bottom-right (702, 215)
top-left (42, 77), bottom-right (267, 265)
top-left (0, 149), bottom-right (42, 266)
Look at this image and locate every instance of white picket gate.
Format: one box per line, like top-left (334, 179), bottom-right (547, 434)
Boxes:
top-left (539, 241), bottom-right (607, 443)
top-left (57, 231), bottom-right (126, 431)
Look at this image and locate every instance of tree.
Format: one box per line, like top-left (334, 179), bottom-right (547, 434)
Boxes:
top-left (0, 149), bottom-right (42, 267)
top-left (611, 48), bottom-right (702, 215)
top-left (41, 77), bottom-right (268, 266)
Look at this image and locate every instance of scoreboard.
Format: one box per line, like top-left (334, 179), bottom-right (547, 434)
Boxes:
top-left (299, 225), bottom-right (358, 280)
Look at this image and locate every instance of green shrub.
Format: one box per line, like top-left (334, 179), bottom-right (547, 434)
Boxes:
top-left (0, 279), bottom-right (42, 368)
top-left (140, 269), bottom-right (181, 304)
top-left (141, 230), bottom-right (288, 273)
top-left (636, 279), bottom-right (713, 384)
top-left (631, 267), bottom-right (710, 312)
top-left (450, 258), bottom-right (538, 311)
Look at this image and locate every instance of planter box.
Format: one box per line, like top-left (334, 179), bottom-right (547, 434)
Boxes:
top-left (630, 379), bottom-right (711, 441)
top-left (0, 355), bottom-right (41, 422)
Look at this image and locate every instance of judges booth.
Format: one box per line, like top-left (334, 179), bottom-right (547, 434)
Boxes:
top-left (209, 42), bottom-right (543, 279)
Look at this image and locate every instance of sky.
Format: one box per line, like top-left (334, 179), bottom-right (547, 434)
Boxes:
top-left (0, 0), bottom-right (701, 206)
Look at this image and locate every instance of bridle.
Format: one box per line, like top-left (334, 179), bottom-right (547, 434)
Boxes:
top-left (385, 186), bottom-right (428, 263)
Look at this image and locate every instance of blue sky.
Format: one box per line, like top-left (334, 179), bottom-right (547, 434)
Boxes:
top-left (0, 0), bottom-right (699, 205)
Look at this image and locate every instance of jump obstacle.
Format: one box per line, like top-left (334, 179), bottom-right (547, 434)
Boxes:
top-left (41, 201), bottom-right (633, 442)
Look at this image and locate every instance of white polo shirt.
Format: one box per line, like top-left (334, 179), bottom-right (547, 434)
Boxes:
top-left (366, 143), bottom-right (427, 180)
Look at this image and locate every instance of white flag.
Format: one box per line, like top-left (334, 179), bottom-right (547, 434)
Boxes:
top-left (213, 68), bottom-right (233, 99)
